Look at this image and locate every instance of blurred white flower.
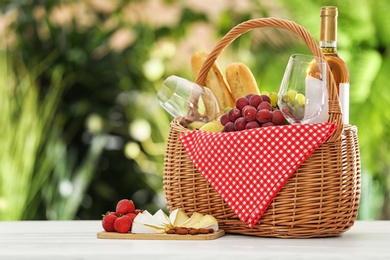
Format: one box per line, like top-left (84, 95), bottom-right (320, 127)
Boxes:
top-left (0, 9), bottom-right (19, 49)
top-left (87, 0), bottom-right (120, 14)
top-left (143, 58), bottom-right (165, 81)
top-left (184, 0), bottom-right (226, 22)
top-left (86, 113), bottom-right (104, 133)
top-left (109, 28), bottom-right (136, 52)
top-left (59, 180), bottom-right (73, 197)
top-left (49, 4), bottom-right (74, 30)
top-left (129, 119), bottom-right (151, 142)
top-left (184, 0), bottom-right (254, 21)
top-left (124, 142), bottom-right (141, 159)
top-left (33, 5), bottom-right (46, 22)
top-left (122, 0), bottom-right (181, 27)
top-left (151, 39), bottom-right (176, 60)
top-left (73, 2), bottom-right (97, 32)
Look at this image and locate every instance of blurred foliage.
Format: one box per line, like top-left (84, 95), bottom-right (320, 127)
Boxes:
top-left (0, 0), bottom-right (389, 220)
top-left (0, 50), bottom-right (65, 220)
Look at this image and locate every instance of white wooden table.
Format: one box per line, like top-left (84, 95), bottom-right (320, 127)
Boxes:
top-left (0, 220), bottom-right (389, 259)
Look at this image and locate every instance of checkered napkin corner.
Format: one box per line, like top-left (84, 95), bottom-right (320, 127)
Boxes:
top-left (179, 123), bottom-right (337, 228)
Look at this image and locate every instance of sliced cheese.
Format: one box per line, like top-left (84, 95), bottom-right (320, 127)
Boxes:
top-left (169, 209), bottom-right (189, 227)
top-left (191, 214), bottom-right (219, 231)
top-left (181, 212), bottom-right (204, 228)
top-left (131, 221), bottom-right (166, 234)
top-left (154, 209), bottom-right (173, 229)
top-left (133, 210), bottom-right (166, 229)
top-left (131, 209), bottom-right (219, 234)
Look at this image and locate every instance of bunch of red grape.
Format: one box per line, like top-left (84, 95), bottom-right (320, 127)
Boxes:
top-left (220, 94), bottom-right (286, 132)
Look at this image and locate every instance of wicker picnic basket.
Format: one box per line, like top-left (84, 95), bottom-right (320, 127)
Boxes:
top-left (163, 17), bottom-right (361, 238)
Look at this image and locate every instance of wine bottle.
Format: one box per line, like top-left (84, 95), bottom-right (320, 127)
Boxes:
top-left (320, 6), bottom-right (350, 124)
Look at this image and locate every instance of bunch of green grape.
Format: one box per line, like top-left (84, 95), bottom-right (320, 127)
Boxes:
top-left (261, 91), bottom-right (279, 109)
top-left (281, 90), bottom-right (306, 120)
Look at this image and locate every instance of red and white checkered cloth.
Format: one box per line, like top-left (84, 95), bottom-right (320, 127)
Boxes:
top-left (179, 123), bottom-right (337, 228)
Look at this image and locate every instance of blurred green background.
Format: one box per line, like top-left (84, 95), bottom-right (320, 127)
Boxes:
top-left (0, 0), bottom-right (388, 221)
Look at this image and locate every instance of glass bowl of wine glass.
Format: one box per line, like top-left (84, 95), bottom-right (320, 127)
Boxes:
top-left (278, 54), bottom-right (327, 124)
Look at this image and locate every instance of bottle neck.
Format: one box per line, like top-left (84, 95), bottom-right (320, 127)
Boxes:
top-left (320, 40), bottom-right (337, 54)
top-left (320, 6), bottom-right (338, 54)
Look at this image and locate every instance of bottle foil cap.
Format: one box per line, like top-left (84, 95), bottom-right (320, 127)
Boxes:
top-left (321, 6), bottom-right (338, 17)
top-left (320, 6), bottom-right (338, 42)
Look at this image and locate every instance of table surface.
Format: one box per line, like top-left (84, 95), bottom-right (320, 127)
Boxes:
top-left (0, 220), bottom-right (389, 260)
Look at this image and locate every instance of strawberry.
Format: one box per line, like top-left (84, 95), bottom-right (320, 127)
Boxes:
top-left (109, 211), bottom-right (119, 216)
top-left (116, 199), bottom-right (135, 215)
top-left (134, 209), bottom-right (144, 215)
top-left (126, 212), bottom-right (137, 222)
top-left (126, 212), bottom-right (137, 231)
top-left (102, 211), bottom-right (118, 232)
top-left (114, 215), bottom-right (132, 233)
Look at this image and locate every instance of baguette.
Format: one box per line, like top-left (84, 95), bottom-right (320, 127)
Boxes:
top-left (191, 51), bottom-right (235, 112)
top-left (225, 62), bottom-right (260, 101)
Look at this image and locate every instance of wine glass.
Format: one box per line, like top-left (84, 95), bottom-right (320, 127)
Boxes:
top-left (278, 54), bottom-right (327, 124)
top-left (157, 75), bottom-right (220, 122)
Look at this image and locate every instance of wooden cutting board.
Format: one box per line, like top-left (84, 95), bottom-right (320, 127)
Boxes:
top-left (97, 229), bottom-right (225, 240)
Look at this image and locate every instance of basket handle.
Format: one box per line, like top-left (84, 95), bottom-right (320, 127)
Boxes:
top-left (195, 17), bottom-right (343, 142)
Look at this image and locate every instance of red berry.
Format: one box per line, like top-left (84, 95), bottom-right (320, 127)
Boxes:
top-left (126, 213), bottom-right (137, 222)
top-left (245, 121), bottom-right (260, 129)
top-left (271, 110), bottom-right (285, 125)
top-left (249, 95), bottom-right (263, 108)
top-left (222, 122), bottom-right (235, 132)
top-left (228, 108), bottom-right (241, 122)
top-left (114, 215), bottom-right (132, 233)
top-left (261, 95), bottom-right (271, 103)
top-left (134, 209), bottom-right (144, 214)
top-left (256, 109), bottom-right (272, 124)
top-left (234, 117), bottom-right (247, 131)
top-left (220, 113), bottom-right (230, 126)
top-left (245, 94), bottom-right (254, 100)
top-left (126, 213), bottom-right (137, 231)
top-left (116, 199), bottom-right (135, 215)
top-left (242, 105), bottom-right (257, 122)
top-left (257, 101), bottom-right (273, 111)
top-left (262, 122), bottom-right (275, 127)
top-left (102, 212), bottom-right (118, 232)
top-left (235, 97), bottom-right (249, 110)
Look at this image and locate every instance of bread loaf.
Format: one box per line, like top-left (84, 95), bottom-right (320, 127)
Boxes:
top-left (191, 51), bottom-right (235, 112)
top-left (225, 62), bottom-right (260, 101)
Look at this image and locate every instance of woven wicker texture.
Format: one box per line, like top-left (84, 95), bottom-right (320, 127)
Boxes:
top-left (163, 18), bottom-right (361, 238)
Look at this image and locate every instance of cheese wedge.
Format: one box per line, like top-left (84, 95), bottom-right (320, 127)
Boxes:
top-left (181, 212), bottom-right (204, 228)
top-left (132, 210), bottom-right (166, 228)
top-left (131, 221), bottom-right (167, 234)
top-left (169, 209), bottom-right (189, 227)
top-left (154, 209), bottom-right (173, 229)
top-left (191, 214), bottom-right (219, 231)
top-left (131, 208), bottom-right (219, 234)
